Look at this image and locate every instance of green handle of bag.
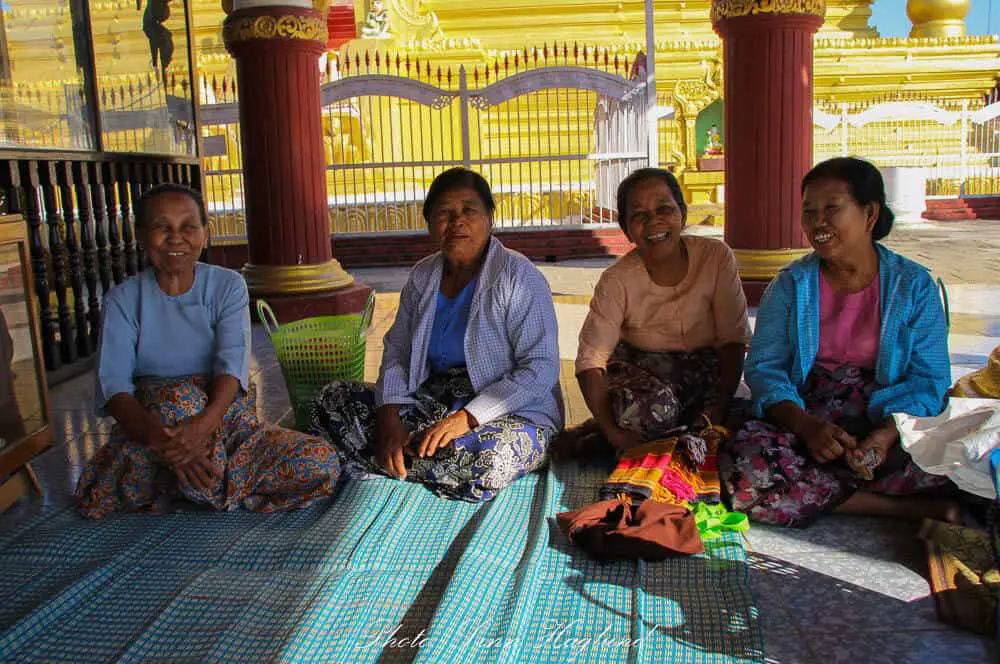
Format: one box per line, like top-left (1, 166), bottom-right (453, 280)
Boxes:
top-left (694, 502), bottom-right (749, 541)
top-left (358, 290), bottom-right (376, 338)
top-left (256, 291), bottom-right (376, 341)
top-left (257, 299), bottom-right (280, 337)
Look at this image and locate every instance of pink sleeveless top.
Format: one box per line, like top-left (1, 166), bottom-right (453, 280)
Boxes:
top-left (815, 272), bottom-right (881, 371)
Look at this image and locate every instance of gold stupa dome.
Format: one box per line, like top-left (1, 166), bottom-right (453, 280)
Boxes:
top-left (907, 0), bottom-right (971, 38)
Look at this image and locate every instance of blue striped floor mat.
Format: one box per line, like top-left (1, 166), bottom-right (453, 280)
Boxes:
top-left (0, 462), bottom-right (763, 663)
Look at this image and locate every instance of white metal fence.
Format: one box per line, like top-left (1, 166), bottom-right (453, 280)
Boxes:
top-left (814, 89), bottom-right (1000, 197)
top-left (201, 55), bottom-right (650, 242)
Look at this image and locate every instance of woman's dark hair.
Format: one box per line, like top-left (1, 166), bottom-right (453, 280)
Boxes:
top-left (422, 167), bottom-right (496, 223)
top-left (615, 167), bottom-right (688, 235)
top-left (134, 183), bottom-right (209, 231)
top-left (801, 157), bottom-right (895, 241)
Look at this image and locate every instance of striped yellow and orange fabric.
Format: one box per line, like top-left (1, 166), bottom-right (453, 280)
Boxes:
top-left (599, 432), bottom-right (723, 508)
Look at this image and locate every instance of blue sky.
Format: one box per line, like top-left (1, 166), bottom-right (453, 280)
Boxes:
top-left (871, 0), bottom-right (996, 37)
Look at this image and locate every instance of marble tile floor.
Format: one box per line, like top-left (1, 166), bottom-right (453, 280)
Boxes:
top-left (9, 224), bottom-right (1000, 663)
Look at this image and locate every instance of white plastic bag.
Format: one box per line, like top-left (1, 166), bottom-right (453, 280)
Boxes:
top-left (894, 398), bottom-right (1000, 499)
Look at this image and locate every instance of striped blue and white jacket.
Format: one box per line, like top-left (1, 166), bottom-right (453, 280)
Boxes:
top-left (375, 236), bottom-right (564, 433)
top-left (747, 243), bottom-right (951, 423)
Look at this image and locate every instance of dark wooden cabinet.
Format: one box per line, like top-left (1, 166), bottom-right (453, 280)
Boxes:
top-left (0, 214), bottom-right (53, 513)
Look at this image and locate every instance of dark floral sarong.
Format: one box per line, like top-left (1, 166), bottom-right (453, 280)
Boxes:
top-left (606, 342), bottom-right (720, 440)
top-left (720, 364), bottom-right (952, 527)
top-left (308, 368), bottom-right (551, 502)
top-left (76, 376), bottom-right (341, 518)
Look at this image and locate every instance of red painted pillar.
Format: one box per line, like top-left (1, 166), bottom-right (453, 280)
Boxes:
top-left (712, 1), bottom-right (824, 303)
top-left (223, 2), bottom-right (369, 320)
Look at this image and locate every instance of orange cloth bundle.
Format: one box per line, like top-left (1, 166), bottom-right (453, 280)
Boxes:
top-left (556, 497), bottom-right (705, 562)
top-left (557, 422), bottom-right (728, 561)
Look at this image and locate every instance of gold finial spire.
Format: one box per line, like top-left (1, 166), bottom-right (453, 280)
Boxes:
top-left (907, 0), bottom-right (971, 38)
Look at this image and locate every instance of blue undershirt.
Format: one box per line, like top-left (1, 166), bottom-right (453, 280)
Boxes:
top-left (427, 278), bottom-right (477, 375)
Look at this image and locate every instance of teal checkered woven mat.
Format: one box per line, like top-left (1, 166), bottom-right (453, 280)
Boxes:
top-left (0, 462), bottom-right (763, 663)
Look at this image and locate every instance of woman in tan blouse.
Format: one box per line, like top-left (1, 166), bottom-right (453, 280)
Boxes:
top-left (560, 168), bottom-right (751, 456)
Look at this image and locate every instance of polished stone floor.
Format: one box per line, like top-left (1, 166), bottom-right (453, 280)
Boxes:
top-left (7, 220), bottom-right (1000, 663)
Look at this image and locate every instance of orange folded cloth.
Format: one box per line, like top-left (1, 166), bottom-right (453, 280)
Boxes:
top-left (556, 498), bottom-right (704, 562)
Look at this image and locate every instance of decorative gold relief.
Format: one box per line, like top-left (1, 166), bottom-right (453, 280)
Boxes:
top-left (242, 260), bottom-right (355, 295)
top-left (733, 248), bottom-right (811, 280)
top-left (710, 0), bottom-right (826, 24)
top-left (671, 65), bottom-right (723, 170)
top-left (223, 13), bottom-right (327, 46)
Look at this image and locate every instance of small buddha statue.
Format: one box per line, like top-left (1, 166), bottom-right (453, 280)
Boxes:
top-left (703, 124), bottom-right (723, 157)
top-left (361, 0), bottom-right (391, 38)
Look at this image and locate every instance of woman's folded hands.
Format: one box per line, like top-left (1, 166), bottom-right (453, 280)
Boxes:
top-left (148, 416), bottom-right (218, 492)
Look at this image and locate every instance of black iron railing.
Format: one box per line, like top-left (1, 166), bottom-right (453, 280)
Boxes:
top-left (0, 151), bottom-right (201, 376)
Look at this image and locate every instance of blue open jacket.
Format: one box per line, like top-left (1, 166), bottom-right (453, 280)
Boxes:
top-left (746, 244), bottom-right (950, 423)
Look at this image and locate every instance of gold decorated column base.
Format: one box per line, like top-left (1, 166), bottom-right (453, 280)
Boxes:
top-left (242, 259), bottom-right (355, 296)
top-left (733, 248), bottom-right (811, 282)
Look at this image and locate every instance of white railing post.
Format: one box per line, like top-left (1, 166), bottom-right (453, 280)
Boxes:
top-left (960, 99), bottom-right (969, 196)
top-left (840, 102), bottom-right (849, 157)
top-left (459, 66), bottom-right (471, 168)
top-left (645, 0), bottom-right (658, 167)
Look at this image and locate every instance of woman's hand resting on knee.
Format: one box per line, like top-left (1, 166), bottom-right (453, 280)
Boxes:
top-left (415, 410), bottom-right (478, 459)
top-left (376, 405), bottom-right (410, 479)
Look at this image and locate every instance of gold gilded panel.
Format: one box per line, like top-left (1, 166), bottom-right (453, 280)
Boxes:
top-left (711, 0), bottom-right (826, 24)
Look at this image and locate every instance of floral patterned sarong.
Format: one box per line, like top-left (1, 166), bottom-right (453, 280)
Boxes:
top-left (309, 368), bottom-right (551, 502)
top-left (76, 376), bottom-right (341, 518)
top-left (720, 364), bottom-right (953, 527)
top-left (606, 342), bottom-right (720, 441)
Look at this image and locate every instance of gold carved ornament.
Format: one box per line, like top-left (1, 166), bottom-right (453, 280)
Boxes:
top-left (732, 248), bottom-right (811, 280)
top-left (223, 14), bottom-right (328, 45)
top-left (710, 0), bottom-right (826, 24)
top-left (243, 260), bottom-right (355, 295)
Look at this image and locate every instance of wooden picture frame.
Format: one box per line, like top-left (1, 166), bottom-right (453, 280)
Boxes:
top-left (0, 213), bottom-right (54, 513)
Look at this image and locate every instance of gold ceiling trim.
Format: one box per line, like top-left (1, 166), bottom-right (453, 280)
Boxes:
top-left (710, 0), bottom-right (826, 25)
top-left (223, 13), bottom-right (327, 47)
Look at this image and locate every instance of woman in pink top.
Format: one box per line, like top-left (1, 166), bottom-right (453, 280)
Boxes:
top-left (557, 168), bottom-right (751, 458)
top-left (721, 158), bottom-right (955, 527)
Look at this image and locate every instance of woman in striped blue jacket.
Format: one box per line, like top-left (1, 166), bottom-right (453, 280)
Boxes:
top-left (720, 158), bottom-right (957, 527)
top-left (309, 168), bottom-right (563, 502)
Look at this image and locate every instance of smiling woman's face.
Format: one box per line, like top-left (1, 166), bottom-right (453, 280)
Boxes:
top-left (140, 192), bottom-right (207, 275)
top-left (427, 187), bottom-right (492, 265)
top-left (624, 177), bottom-right (686, 263)
top-left (801, 177), bottom-right (876, 262)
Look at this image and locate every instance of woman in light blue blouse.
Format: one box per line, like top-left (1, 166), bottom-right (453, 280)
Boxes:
top-left (76, 184), bottom-right (340, 517)
top-left (310, 168), bottom-right (563, 502)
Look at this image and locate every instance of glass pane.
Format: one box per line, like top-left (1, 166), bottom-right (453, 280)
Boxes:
top-left (0, 0), bottom-right (96, 150)
top-left (95, 0), bottom-right (196, 156)
top-left (0, 243), bottom-right (43, 450)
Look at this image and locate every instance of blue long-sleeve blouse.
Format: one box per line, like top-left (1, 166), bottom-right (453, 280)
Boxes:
top-left (95, 263), bottom-right (251, 415)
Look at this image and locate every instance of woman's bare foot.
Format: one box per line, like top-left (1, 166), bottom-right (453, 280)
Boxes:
top-left (936, 499), bottom-right (963, 525)
top-left (551, 419), bottom-right (602, 460)
top-left (834, 491), bottom-right (962, 523)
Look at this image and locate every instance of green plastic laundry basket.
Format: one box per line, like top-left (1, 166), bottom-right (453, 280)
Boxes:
top-left (257, 292), bottom-right (374, 427)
